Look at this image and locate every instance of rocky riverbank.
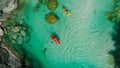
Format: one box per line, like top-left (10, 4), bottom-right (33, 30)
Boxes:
top-left (0, 0), bottom-right (23, 68)
top-left (0, 0), bottom-right (18, 21)
top-left (0, 43), bottom-right (21, 68)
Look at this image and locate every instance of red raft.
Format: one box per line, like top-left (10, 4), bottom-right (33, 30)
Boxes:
top-left (50, 34), bottom-right (60, 44)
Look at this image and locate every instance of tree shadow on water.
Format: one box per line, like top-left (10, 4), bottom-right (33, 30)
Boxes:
top-left (109, 24), bottom-right (120, 68)
top-left (20, 46), bottom-right (44, 68)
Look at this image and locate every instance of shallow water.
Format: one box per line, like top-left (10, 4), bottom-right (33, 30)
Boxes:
top-left (14, 0), bottom-right (116, 68)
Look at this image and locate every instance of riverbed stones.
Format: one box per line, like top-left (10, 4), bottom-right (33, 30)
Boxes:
top-left (6, 26), bottom-right (11, 30)
top-left (2, 20), bottom-right (31, 45)
top-left (13, 26), bottom-right (21, 33)
top-left (11, 39), bottom-right (16, 44)
top-left (11, 33), bottom-right (17, 40)
top-left (20, 30), bottom-right (26, 36)
top-left (16, 36), bottom-right (23, 44)
top-left (23, 35), bottom-right (30, 43)
top-left (23, 27), bottom-right (27, 30)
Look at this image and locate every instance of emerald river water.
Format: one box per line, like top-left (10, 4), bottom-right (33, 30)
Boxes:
top-left (10, 0), bottom-right (117, 68)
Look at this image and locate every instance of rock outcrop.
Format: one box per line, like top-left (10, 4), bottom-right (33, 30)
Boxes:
top-left (0, 43), bottom-right (21, 68)
top-left (0, 0), bottom-right (18, 21)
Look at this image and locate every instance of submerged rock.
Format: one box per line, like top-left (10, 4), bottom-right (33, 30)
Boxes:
top-left (22, 27), bottom-right (27, 31)
top-left (107, 56), bottom-right (115, 65)
top-left (23, 35), bottom-right (30, 43)
top-left (105, 11), bottom-right (120, 24)
top-left (11, 33), bottom-right (17, 40)
top-left (33, 3), bottom-right (40, 12)
top-left (45, 13), bottom-right (59, 24)
top-left (13, 26), bottom-right (21, 33)
top-left (20, 30), bottom-right (26, 36)
top-left (16, 36), bottom-right (23, 44)
top-left (115, 7), bottom-right (120, 13)
top-left (11, 39), bottom-right (16, 44)
top-left (33, 0), bottom-right (43, 12)
top-left (46, 0), bottom-right (58, 10)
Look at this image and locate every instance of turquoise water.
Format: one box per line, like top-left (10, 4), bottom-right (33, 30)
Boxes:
top-left (17, 0), bottom-right (116, 68)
